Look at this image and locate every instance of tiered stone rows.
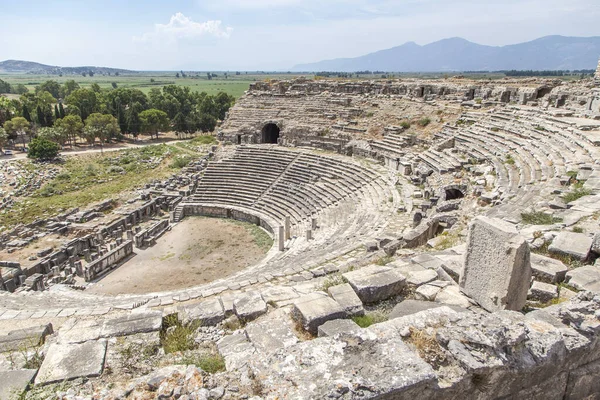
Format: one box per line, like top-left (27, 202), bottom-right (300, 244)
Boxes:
top-left (442, 107), bottom-right (600, 218)
top-left (192, 145), bottom-right (384, 226)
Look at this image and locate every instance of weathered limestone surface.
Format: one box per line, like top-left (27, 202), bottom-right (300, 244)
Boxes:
top-left (388, 299), bottom-right (444, 319)
top-left (35, 340), bottom-right (107, 385)
top-left (566, 266), bottom-right (600, 292)
top-left (100, 311), bottom-right (163, 338)
top-left (529, 281), bottom-right (559, 302)
top-left (0, 324), bottom-right (53, 353)
top-left (343, 265), bottom-right (406, 303)
top-left (460, 216), bottom-right (531, 312)
top-left (232, 291), bottom-right (267, 322)
top-left (291, 292), bottom-right (346, 334)
top-left (549, 232), bottom-right (592, 261)
top-left (180, 298), bottom-right (225, 326)
top-left (0, 369), bottom-right (37, 400)
top-left (531, 253), bottom-right (568, 283)
top-left (328, 283), bottom-right (364, 316)
top-left (317, 319), bottom-right (362, 338)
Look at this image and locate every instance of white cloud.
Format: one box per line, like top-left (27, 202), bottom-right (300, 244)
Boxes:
top-left (134, 13), bottom-right (233, 43)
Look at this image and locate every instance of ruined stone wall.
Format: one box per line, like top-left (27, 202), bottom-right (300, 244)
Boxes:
top-left (181, 203), bottom-right (275, 235)
top-left (220, 78), bottom-right (562, 150)
top-left (595, 57), bottom-right (600, 86)
top-left (133, 219), bottom-right (169, 248)
top-left (83, 240), bottom-right (133, 282)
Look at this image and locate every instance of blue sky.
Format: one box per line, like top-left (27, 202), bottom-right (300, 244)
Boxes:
top-left (0, 0), bottom-right (598, 70)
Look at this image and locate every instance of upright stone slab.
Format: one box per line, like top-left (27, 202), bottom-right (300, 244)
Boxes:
top-left (459, 216), bottom-right (531, 312)
top-left (278, 226), bottom-right (285, 251)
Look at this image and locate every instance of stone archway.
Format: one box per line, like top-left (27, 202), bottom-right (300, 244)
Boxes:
top-left (261, 123), bottom-right (280, 144)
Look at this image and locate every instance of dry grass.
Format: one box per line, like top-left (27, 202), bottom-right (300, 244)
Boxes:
top-left (404, 327), bottom-right (447, 369)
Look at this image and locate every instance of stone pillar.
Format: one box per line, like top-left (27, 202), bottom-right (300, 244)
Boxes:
top-left (278, 226), bottom-right (285, 251)
top-left (460, 216), bottom-right (531, 312)
top-left (311, 218), bottom-right (318, 230)
top-left (306, 229), bottom-right (312, 241)
top-left (285, 216), bottom-right (291, 240)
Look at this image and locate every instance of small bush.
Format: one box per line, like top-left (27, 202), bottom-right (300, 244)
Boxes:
top-left (160, 315), bottom-right (199, 354)
top-left (55, 172), bottom-right (71, 181)
top-left (107, 165), bottom-right (125, 174)
top-left (562, 188), bottom-right (591, 203)
top-left (521, 211), bottom-right (563, 225)
top-left (170, 156), bottom-right (193, 169)
top-left (400, 121), bottom-right (411, 129)
top-left (417, 117), bottom-right (431, 127)
top-left (318, 274), bottom-right (347, 292)
top-left (365, 112), bottom-right (374, 118)
top-left (505, 154), bottom-right (515, 165)
top-left (352, 311), bottom-right (387, 328)
top-left (490, 127), bottom-right (500, 132)
top-left (572, 226), bottom-right (584, 233)
top-left (180, 353), bottom-right (226, 373)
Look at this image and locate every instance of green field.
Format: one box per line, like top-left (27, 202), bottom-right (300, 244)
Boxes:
top-left (0, 72), bottom-right (312, 98)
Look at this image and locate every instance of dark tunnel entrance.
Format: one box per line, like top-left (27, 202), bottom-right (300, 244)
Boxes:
top-left (261, 123), bottom-right (280, 144)
top-left (445, 188), bottom-right (465, 201)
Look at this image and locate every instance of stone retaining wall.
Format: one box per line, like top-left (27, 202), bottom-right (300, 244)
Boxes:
top-left (83, 240), bottom-right (133, 282)
top-left (134, 219), bottom-right (170, 248)
top-left (180, 203), bottom-right (275, 235)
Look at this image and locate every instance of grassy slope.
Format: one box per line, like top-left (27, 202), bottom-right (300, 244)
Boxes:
top-left (0, 143), bottom-right (207, 228)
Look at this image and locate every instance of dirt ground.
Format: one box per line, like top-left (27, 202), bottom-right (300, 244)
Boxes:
top-left (87, 217), bottom-right (271, 295)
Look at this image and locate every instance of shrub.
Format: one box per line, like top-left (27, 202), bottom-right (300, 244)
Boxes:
top-left (505, 154), bottom-right (515, 165)
top-left (400, 121), bottom-right (411, 129)
top-left (160, 315), bottom-right (199, 354)
top-left (170, 156), bottom-right (192, 169)
top-left (181, 354), bottom-right (226, 373)
top-left (317, 274), bottom-right (347, 292)
top-left (562, 188), bottom-right (591, 203)
top-left (417, 118), bottom-right (431, 127)
top-left (27, 138), bottom-right (60, 160)
top-left (107, 165), bottom-right (125, 174)
top-left (521, 211), bottom-right (563, 225)
top-left (352, 311), bottom-right (387, 328)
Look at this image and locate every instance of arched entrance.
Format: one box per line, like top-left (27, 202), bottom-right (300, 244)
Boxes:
top-left (261, 123), bottom-right (280, 144)
top-left (445, 188), bottom-right (465, 201)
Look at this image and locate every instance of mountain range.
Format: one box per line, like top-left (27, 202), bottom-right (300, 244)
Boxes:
top-left (292, 36), bottom-right (600, 72)
top-left (0, 60), bottom-right (135, 75)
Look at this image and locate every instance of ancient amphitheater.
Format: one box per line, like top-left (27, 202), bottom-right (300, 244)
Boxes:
top-left (2, 65), bottom-right (600, 399)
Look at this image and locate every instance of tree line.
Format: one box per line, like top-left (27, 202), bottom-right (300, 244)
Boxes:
top-left (0, 79), bottom-right (236, 153)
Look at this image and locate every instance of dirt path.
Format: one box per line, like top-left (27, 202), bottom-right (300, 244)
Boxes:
top-left (87, 217), bottom-right (270, 295)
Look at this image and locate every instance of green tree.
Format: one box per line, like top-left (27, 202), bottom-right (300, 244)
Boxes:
top-left (36, 105), bottom-right (46, 127)
top-left (58, 103), bottom-right (66, 119)
top-left (65, 89), bottom-right (98, 121)
top-left (36, 80), bottom-right (61, 99)
top-left (84, 113), bottom-right (119, 145)
top-left (37, 127), bottom-right (67, 146)
top-left (0, 127), bottom-right (7, 150)
top-left (0, 96), bottom-right (16, 125)
top-left (12, 84), bottom-right (29, 95)
top-left (27, 137), bottom-right (60, 160)
top-left (0, 79), bottom-right (11, 94)
top-left (197, 114), bottom-right (217, 133)
top-left (22, 104), bottom-right (32, 122)
top-left (54, 114), bottom-right (84, 147)
top-left (60, 80), bottom-right (80, 98)
top-left (139, 108), bottom-right (169, 139)
top-left (111, 82), bottom-right (118, 89)
top-left (173, 112), bottom-right (187, 133)
top-left (4, 116), bottom-right (30, 149)
top-left (91, 83), bottom-right (101, 93)
top-left (54, 104), bottom-right (60, 121)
